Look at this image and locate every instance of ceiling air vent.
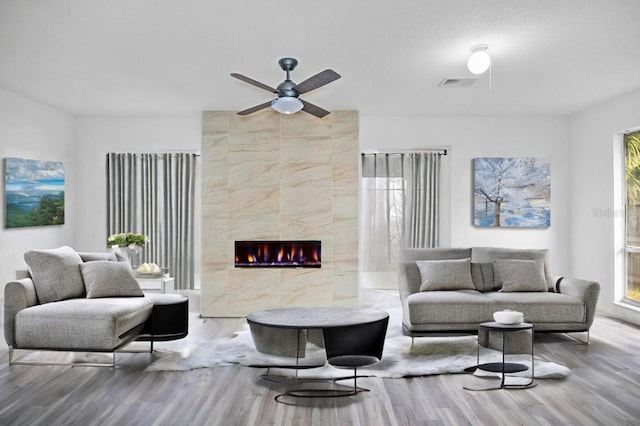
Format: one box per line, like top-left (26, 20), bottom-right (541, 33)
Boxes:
top-left (438, 77), bottom-right (478, 88)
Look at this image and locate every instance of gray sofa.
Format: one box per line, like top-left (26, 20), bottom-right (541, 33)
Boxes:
top-left (399, 247), bottom-right (600, 342)
top-left (4, 246), bottom-right (181, 366)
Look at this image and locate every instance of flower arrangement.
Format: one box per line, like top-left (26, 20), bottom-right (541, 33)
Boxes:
top-left (106, 232), bottom-right (148, 248)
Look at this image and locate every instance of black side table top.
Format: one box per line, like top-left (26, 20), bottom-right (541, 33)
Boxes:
top-left (479, 321), bottom-right (533, 331)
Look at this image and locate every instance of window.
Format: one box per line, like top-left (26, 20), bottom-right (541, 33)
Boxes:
top-left (624, 131), bottom-right (640, 304)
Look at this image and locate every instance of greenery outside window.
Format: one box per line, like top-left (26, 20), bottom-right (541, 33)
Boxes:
top-left (624, 131), bottom-right (640, 304)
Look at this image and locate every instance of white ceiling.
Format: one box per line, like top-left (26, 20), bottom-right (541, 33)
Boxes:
top-left (1, 0), bottom-right (639, 117)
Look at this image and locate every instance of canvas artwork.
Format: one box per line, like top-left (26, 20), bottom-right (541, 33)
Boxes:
top-left (474, 157), bottom-right (550, 228)
top-left (4, 157), bottom-right (65, 228)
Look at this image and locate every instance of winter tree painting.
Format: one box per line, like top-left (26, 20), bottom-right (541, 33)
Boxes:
top-left (473, 157), bottom-right (550, 228)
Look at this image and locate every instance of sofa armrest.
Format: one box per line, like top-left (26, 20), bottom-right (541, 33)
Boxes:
top-left (556, 277), bottom-right (601, 328)
top-left (4, 278), bottom-right (38, 347)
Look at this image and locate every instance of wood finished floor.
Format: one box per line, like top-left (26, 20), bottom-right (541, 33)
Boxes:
top-left (1, 296), bottom-right (639, 425)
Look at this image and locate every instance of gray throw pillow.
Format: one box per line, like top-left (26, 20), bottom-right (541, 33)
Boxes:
top-left (78, 252), bottom-right (118, 262)
top-left (417, 258), bottom-right (475, 291)
top-left (493, 259), bottom-right (548, 292)
top-left (80, 261), bottom-right (144, 298)
top-left (24, 246), bottom-right (85, 304)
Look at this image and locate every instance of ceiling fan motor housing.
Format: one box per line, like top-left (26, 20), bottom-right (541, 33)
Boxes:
top-left (277, 80), bottom-right (298, 98)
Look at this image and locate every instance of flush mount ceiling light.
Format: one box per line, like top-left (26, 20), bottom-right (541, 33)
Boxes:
top-left (270, 96), bottom-right (304, 114)
top-left (467, 44), bottom-right (491, 74)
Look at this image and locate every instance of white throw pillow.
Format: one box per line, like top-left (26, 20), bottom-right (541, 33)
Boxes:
top-left (80, 261), bottom-right (144, 298)
top-left (493, 259), bottom-right (548, 292)
top-left (417, 258), bottom-right (475, 291)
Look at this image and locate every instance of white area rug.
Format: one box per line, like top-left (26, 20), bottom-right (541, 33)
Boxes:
top-left (143, 308), bottom-right (570, 380)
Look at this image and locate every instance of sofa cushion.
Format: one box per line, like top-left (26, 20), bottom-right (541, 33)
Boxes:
top-left (417, 258), bottom-right (475, 291)
top-left (484, 292), bottom-right (585, 323)
top-left (24, 246), bottom-right (85, 304)
top-left (80, 261), bottom-right (144, 298)
top-left (406, 290), bottom-right (494, 324)
top-left (493, 259), bottom-right (548, 292)
top-left (14, 298), bottom-right (152, 350)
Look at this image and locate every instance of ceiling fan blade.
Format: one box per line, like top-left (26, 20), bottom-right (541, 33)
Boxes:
top-left (293, 69), bottom-right (341, 94)
top-left (237, 101), bottom-right (273, 116)
top-left (230, 73), bottom-right (277, 93)
top-left (301, 100), bottom-right (331, 118)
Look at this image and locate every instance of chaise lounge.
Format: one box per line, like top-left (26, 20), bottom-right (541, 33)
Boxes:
top-left (4, 246), bottom-right (187, 366)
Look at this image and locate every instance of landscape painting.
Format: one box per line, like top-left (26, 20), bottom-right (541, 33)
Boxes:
top-left (474, 157), bottom-right (550, 228)
top-left (4, 157), bottom-right (65, 228)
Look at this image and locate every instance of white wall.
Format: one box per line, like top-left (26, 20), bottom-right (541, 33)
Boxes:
top-left (569, 88), bottom-right (640, 325)
top-left (360, 115), bottom-right (572, 276)
top-left (0, 88), bottom-right (77, 286)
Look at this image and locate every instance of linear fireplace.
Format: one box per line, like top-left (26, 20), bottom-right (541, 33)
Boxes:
top-left (234, 240), bottom-right (321, 268)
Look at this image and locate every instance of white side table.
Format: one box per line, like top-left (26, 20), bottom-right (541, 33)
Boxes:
top-left (136, 276), bottom-right (175, 294)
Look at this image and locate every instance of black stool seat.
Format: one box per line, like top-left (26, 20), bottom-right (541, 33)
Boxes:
top-left (328, 355), bottom-right (380, 368)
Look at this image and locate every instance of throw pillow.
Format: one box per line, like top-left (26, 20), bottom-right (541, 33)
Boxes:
top-left (493, 259), bottom-right (548, 292)
top-left (24, 246), bottom-right (85, 304)
top-left (416, 258), bottom-right (475, 291)
top-left (78, 252), bottom-right (118, 262)
top-left (80, 261), bottom-right (144, 298)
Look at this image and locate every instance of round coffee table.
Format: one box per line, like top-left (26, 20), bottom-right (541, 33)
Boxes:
top-left (247, 307), bottom-right (389, 402)
top-left (464, 321), bottom-right (536, 391)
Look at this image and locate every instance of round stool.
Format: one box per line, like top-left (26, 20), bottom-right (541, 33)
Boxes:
top-left (137, 293), bottom-right (189, 351)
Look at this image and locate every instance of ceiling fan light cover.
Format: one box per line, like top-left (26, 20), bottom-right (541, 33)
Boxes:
top-left (467, 45), bottom-right (491, 74)
top-left (271, 97), bottom-right (303, 114)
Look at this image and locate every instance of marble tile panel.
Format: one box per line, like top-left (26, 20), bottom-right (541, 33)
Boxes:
top-left (332, 270), bottom-right (359, 298)
top-left (228, 162), bottom-right (280, 188)
top-left (199, 293), bottom-right (229, 317)
top-left (228, 292), bottom-right (280, 317)
top-left (332, 136), bottom-right (359, 163)
top-left (332, 239), bottom-right (359, 269)
top-left (229, 110), bottom-right (280, 137)
top-left (280, 137), bottom-right (332, 163)
top-left (279, 162), bottom-right (332, 188)
top-left (279, 217), bottom-right (333, 240)
top-left (280, 187), bottom-right (332, 219)
top-left (201, 215), bottom-right (228, 244)
top-left (202, 111), bottom-right (229, 136)
top-left (280, 269), bottom-right (333, 294)
top-left (330, 110), bottom-right (358, 137)
top-left (199, 270), bottom-right (228, 292)
top-left (228, 136), bottom-right (280, 162)
top-left (280, 291), bottom-right (333, 308)
top-left (229, 269), bottom-right (280, 294)
top-left (332, 187), bottom-right (359, 219)
top-left (202, 161), bottom-right (229, 189)
top-left (228, 214), bottom-right (281, 240)
top-left (333, 161), bottom-right (359, 189)
top-left (333, 216), bottom-right (359, 242)
top-left (229, 187), bottom-right (280, 214)
top-left (202, 135), bottom-right (229, 162)
top-left (280, 112), bottom-right (332, 137)
top-left (202, 189), bottom-right (228, 215)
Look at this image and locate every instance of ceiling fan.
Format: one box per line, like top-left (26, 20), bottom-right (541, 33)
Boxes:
top-left (231, 57), bottom-right (341, 118)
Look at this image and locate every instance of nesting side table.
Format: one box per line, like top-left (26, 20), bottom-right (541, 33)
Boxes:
top-left (465, 321), bottom-right (536, 391)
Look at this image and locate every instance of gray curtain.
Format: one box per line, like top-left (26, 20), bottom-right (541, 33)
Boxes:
top-left (361, 152), bottom-right (441, 261)
top-left (107, 153), bottom-right (197, 290)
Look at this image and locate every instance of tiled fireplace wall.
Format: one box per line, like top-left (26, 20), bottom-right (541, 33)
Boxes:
top-left (200, 110), bottom-right (359, 317)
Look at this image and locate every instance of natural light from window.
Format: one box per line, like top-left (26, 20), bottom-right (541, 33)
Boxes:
top-left (624, 130), bottom-right (640, 303)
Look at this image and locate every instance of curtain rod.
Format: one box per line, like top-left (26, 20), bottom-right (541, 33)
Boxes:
top-left (106, 152), bottom-right (200, 157)
top-left (362, 149), bottom-right (447, 156)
